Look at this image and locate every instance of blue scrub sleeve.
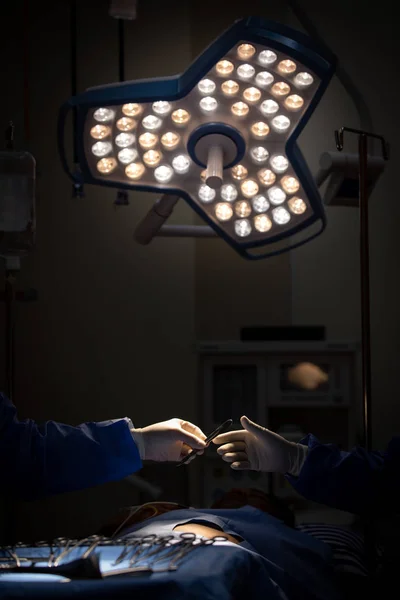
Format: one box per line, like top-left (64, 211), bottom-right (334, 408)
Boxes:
top-left (286, 434), bottom-right (400, 516)
top-left (0, 392), bottom-right (142, 500)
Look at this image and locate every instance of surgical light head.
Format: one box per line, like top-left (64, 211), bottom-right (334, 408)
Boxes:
top-left (58, 17), bottom-right (336, 259)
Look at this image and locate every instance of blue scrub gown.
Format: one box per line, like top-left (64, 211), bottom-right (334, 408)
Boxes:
top-left (287, 434), bottom-right (400, 515)
top-left (0, 392), bottom-right (142, 499)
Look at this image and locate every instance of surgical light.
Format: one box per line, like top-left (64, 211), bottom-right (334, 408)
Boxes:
top-left (58, 17), bottom-right (336, 259)
top-left (138, 132), bottom-right (158, 149)
top-left (252, 195), bottom-right (270, 213)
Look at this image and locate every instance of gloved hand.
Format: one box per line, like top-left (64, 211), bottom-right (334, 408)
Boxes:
top-left (212, 416), bottom-right (309, 476)
top-left (131, 418), bottom-right (207, 462)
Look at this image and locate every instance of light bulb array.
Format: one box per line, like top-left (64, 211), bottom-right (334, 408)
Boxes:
top-left (84, 39), bottom-right (319, 244)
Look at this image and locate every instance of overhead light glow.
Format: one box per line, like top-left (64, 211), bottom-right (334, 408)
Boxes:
top-left (61, 17), bottom-right (335, 259)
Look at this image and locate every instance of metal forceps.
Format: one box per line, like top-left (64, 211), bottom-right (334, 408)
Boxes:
top-left (131, 535), bottom-right (175, 562)
top-left (113, 534), bottom-right (157, 566)
top-left (53, 535), bottom-right (101, 567)
top-left (0, 547), bottom-right (21, 568)
top-left (127, 535), bottom-right (159, 567)
top-left (127, 535), bottom-right (175, 568)
top-left (106, 533), bottom-right (228, 577)
top-left (33, 540), bottom-right (61, 568)
top-left (177, 419), bottom-right (233, 467)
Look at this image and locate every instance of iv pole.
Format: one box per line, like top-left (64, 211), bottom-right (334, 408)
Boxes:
top-left (335, 126), bottom-right (389, 576)
top-left (335, 127), bottom-right (389, 452)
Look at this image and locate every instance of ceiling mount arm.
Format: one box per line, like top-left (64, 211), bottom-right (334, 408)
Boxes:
top-left (134, 194), bottom-right (180, 245)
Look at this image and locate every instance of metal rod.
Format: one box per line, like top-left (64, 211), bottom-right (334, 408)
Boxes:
top-left (4, 273), bottom-right (16, 401)
top-left (23, 0), bottom-right (30, 142)
top-left (359, 134), bottom-right (372, 452)
top-left (134, 195), bottom-right (180, 245)
top-left (206, 146), bottom-right (223, 189)
top-left (70, 0), bottom-right (78, 164)
top-left (334, 126), bottom-right (390, 576)
top-left (335, 126), bottom-right (388, 453)
top-left (157, 225), bottom-right (218, 238)
top-left (118, 19), bottom-right (125, 82)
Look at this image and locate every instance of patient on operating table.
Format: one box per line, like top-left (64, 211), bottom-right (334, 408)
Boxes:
top-left (91, 487), bottom-right (362, 600)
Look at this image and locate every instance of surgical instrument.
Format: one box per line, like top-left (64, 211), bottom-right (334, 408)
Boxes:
top-left (177, 418), bottom-right (233, 467)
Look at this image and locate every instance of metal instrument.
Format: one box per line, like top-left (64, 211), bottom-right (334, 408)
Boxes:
top-left (0, 531), bottom-right (229, 579)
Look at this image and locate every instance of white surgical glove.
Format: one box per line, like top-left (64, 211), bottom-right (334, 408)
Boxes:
top-left (212, 415), bottom-right (308, 476)
top-left (131, 418), bottom-right (207, 462)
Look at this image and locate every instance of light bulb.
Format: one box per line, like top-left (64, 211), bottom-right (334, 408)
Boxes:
top-left (91, 141), bottom-right (112, 157)
top-left (260, 99), bottom-right (279, 116)
top-left (255, 71), bottom-right (274, 88)
top-left (294, 72), bottom-right (314, 88)
top-left (122, 103), bottom-right (143, 117)
top-left (220, 184), bottom-right (238, 202)
top-left (272, 206), bottom-right (291, 224)
top-left (231, 101), bottom-right (249, 117)
top-left (171, 109), bottom-right (190, 125)
top-left (251, 121), bottom-right (270, 138)
top-left (115, 132), bottom-right (135, 148)
top-left (252, 195), bottom-right (270, 213)
top-left (250, 146), bottom-right (269, 164)
top-left (258, 168), bottom-right (276, 186)
top-left (142, 115), bottom-right (162, 130)
top-left (117, 117), bottom-right (136, 131)
top-left (93, 107), bottom-right (114, 122)
top-left (125, 162), bottom-right (145, 180)
top-left (237, 43), bottom-right (256, 59)
top-left (199, 96), bottom-right (218, 112)
top-left (271, 115), bottom-right (291, 133)
top-left (243, 87), bottom-right (261, 103)
top-left (161, 131), bottom-right (180, 150)
top-left (215, 202), bottom-right (233, 221)
top-left (198, 79), bottom-right (216, 94)
top-left (278, 59), bottom-right (297, 74)
top-left (143, 149), bottom-right (162, 167)
top-left (271, 82), bottom-right (291, 97)
top-left (254, 214), bottom-right (272, 232)
top-left (281, 176), bottom-right (300, 194)
top-left (234, 219), bottom-right (252, 237)
top-left (285, 94), bottom-right (304, 111)
top-left (258, 50), bottom-right (277, 65)
top-left (221, 80), bottom-right (239, 96)
top-left (154, 165), bottom-right (174, 183)
top-left (270, 155), bottom-right (289, 173)
top-left (90, 124), bottom-right (111, 140)
top-left (241, 179), bottom-right (259, 198)
top-left (288, 197), bottom-right (307, 214)
top-left (97, 157), bottom-right (117, 174)
top-left (237, 64), bottom-right (255, 80)
top-left (268, 186), bottom-right (286, 205)
top-left (231, 164), bottom-right (248, 180)
top-left (172, 154), bottom-right (191, 174)
top-left (216, 60), bottom-right (234, 76)
top-left (235, 200), bottom-right (252, 218)
top-left (152, 101), bottom-right (171, 116)
top-left (138, 132), bottom-right (158, 149)
top-left (118, 147), bottom-right (138, 164)
top-left (199, 184), bottom-right (216, 203)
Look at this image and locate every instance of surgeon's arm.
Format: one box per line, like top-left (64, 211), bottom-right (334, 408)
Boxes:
top-left (286, 434), bottom-right (400, 516)
top-left (0, 392), bottom-right (142, 500)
